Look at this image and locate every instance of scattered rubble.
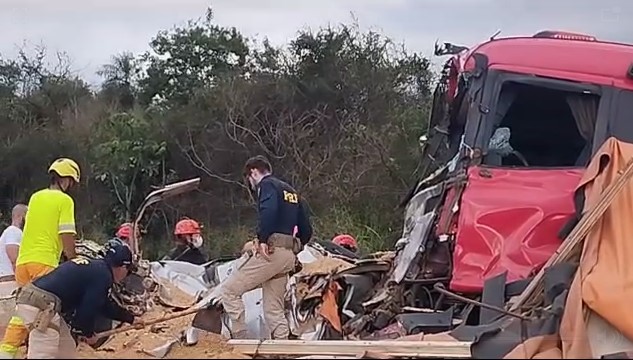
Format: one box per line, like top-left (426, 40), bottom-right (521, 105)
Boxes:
top-left (77, 333), bottom-right (248, 359)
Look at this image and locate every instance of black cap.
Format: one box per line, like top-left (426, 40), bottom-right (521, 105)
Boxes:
top-left (104, 243), bottom-right (133, 268)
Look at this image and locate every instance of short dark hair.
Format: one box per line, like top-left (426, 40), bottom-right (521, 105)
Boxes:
top-left (50, 172), bottom-right (63, 185)
top-left (243, 155), bottom-right (272, 177)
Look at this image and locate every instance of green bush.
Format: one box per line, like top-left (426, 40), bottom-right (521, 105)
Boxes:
top-left (0, 13), bottom-right (432, 259)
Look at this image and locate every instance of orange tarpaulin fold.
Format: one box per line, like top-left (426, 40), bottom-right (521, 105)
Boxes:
top-left (318, 280), bottom-right (342, 332)
top-left (561, 137), bottom-right (633, 358)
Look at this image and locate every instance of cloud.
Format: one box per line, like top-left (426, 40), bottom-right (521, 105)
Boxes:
top-left (0, 0), bottom-right (630, 85)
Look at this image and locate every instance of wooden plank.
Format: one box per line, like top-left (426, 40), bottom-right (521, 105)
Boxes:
top-left (356, 350), bottom-right (394, 359)
top-left (296, 357), bottom-right (356, 359)
top-left (228, 339), bottom-right (472, 358)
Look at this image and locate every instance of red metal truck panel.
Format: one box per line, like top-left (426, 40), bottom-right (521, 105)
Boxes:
top-left (461, 37), bottom-right (633, 90)
top-left (449, 166), bottom-right (584, 293)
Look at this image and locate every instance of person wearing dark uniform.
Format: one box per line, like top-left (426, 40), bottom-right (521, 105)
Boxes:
top-left (14, 243), bottom-right (141, 358)
top-left (161, 218), bottom-right (208, 265)
top-left (221, 155), bottom-right (313, 340)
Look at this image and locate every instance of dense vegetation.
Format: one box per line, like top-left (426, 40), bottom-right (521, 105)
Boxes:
top-left (0, 11), bottom-right (434, 258)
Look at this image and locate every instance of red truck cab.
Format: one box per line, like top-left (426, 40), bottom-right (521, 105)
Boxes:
top-left (410, 30), bottom-right (633, 294)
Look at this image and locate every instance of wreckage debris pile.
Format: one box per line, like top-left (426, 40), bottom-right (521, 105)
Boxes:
top-left (296, 256), bottom-right (354, 277)
top-left (294, 256), bottom-right (353, 306)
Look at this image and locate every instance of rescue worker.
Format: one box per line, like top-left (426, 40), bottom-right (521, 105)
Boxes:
top-left (114, 222), bottom-right (135, 247)
top-left (162, 218), bottom-right (207, 265)
top-left (332, 234), bottom-right (358, 255)
top-left (221, 155), bottom-right (312, 340)
top-left (14, 243), bottom-right (141, 358)
top-left (0, 158), bottom-right (80, 359)
top-left (103, 222), bottom-right (139, 256)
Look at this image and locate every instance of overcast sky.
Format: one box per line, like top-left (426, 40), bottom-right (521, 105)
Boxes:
top-left (1, 0), bottom-right (631, 85)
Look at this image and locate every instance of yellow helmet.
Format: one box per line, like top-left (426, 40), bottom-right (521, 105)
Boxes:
top-left (48, 158), bottom-right (81, 183)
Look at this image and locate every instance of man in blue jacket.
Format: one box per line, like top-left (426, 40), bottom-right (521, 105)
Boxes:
top-left (13, 243), bottom-right (142, 358)
top-left (221, 155), bottom-right (313, 340)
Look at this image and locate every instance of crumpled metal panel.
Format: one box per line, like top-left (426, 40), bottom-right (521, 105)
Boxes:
top-left (152, 260), bottom-right (207, 279)
top-left (287, 247), bottom-right (321, 337)
top-left (450, 166), bottom-right (582, 293)
top-left (391, 183), bottom-right (443, 283)
top-left (150, 261), bottom-right (209, 299)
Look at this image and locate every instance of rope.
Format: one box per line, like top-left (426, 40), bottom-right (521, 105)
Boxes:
top-left (253, 337), bottom-right (265, 359)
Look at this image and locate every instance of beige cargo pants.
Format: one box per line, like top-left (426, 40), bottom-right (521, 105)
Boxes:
top-left (13, 285), bottom-right (76, 359)
top-left (221, 233), bottom-right (298, 339)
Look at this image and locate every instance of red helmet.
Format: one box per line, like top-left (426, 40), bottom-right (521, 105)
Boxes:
top-left (116, 223), bottom-right (133, 239)
top-left (174, 218), bottom-right (202, 236)
top-left (333, 234), bottom-right (357, 249)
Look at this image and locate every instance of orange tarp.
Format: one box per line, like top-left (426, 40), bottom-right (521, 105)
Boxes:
top-left (318, 281), bottom-right (342, 332)
top-left (560, 137), bottom-right (633, 358)
top-left (495, 137), bottom-right (633, 359)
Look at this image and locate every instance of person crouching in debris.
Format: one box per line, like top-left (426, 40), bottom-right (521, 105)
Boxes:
top-left (332, 234), bottom-right (359, 255)
top-left (161, 218), bottom-right (208, 265)
top-left (221, 155), bottom-right (313, 340)
top-left (13, 243), bottom-right (142, 358)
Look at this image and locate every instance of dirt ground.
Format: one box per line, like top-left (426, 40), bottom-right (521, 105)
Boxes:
top-left (77, 332), bottom-right (248, 359)
top-left (13, 307), bottom-right (248, 359)
top-left (75, 307), bottom-right (249, 359)
top-left (11, 309), bottom-right (251, 359)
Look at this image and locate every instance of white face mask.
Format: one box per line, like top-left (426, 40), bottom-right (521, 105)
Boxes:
top-left (248, 175), bottom-right (257, 191)
top-left (190, 234), bottom-right (204, 248)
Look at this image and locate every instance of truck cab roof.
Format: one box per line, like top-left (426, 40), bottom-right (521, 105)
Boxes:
top-left (458, 31), bottom-right (633, 90)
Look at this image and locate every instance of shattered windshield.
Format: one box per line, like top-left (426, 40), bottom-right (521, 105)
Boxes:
top-left (480, 72), bottom-right (602, 167)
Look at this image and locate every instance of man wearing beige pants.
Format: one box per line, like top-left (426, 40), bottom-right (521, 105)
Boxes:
top-left (222, 156), bottom-right (312, 340)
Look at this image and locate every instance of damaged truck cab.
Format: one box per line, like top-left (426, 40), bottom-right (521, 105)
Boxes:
top-left (408, 30), bottom-right (633, 296)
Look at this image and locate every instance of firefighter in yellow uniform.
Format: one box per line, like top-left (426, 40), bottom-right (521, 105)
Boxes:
top-left (0, 158), bottom-right (80, 359)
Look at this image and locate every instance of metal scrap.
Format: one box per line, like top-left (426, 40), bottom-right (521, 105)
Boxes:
top-left (141, 338), bottom-right (179, 358)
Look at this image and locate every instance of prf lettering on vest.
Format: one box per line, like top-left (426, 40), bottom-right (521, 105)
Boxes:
top-left (283, 190), bottom-right (298, 204)
top-left (71, 258), bottom-right (89, 265)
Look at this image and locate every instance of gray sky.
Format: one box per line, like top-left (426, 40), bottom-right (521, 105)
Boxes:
top-left (1, 0), bottom-right (631, 85)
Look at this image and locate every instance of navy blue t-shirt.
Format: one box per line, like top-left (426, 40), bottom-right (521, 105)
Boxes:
top-left (256, 175), bottom-right (313, 245)
top-left (33, 258), bottom-right (134, 336)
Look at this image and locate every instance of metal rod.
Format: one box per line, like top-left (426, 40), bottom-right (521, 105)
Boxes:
top-left (432, 283), bottom-right (530, 321)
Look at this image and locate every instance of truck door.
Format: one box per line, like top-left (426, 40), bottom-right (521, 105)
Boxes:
top-left (449, 71), bottom-right (601, 293)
